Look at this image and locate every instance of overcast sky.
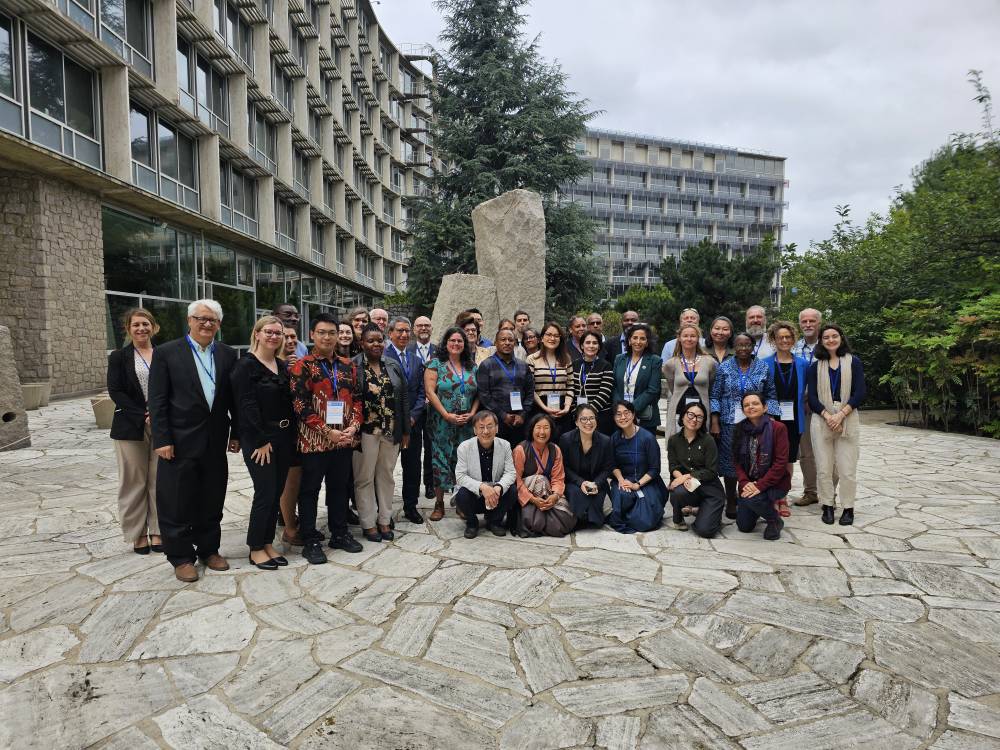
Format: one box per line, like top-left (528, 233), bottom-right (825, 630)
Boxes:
top-left (372, 0), bottom-right (1000, 249)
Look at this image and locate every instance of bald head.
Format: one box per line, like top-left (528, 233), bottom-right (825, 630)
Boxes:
top-left (413, 315), bottom-right (432, 344)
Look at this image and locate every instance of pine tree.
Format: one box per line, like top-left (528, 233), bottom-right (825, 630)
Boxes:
top-left (406, 0), bottom-right (602, 318)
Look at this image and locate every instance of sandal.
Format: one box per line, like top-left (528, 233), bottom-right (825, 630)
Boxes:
top-left (775, 499), bottom-right (791, 518)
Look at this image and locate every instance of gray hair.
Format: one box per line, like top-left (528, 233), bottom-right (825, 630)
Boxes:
top-left (745, 305), bottom-right (766, 318)
top-left (798, 307), bottom-right (823, 322)
top-left (188, 299), bottom-right (223, 320)
top-left (472, 409), bottom-right (499, 426)
top-left (387, 315), bottom-right (412, 332)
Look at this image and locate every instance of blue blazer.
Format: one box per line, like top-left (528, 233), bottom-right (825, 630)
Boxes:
top-left (385, 343), bottom-right (426, 424)
top-left (612, 352), bottom-right (663, 428)
top-left (763, 353), bottom-right (809, 434)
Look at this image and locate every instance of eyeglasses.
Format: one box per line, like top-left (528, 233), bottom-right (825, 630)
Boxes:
top-left (543, 332), bottom-right (560, 339)
top-left (684, 413), bottom-right (705, 422)
top-left (475, 422), bottom-right (497, 430)
top-left (191, 316), bottom-right (220, 326)
top-left (313, 329), bottom-right (338, 338)
top-left (261, 330), bottom-right (284, 338)
top-left (577, 417), bottom-right (596, 424)
top-left (614, 411), bottom-right (632, 419)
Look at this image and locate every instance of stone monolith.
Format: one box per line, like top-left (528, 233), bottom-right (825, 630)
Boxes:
top-left (430, 274), bottom-right (501, 343)
top-left (0, 326), bottom-right (30, 450)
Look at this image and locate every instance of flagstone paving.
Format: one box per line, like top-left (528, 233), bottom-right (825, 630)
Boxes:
top-left (1, 398), bottom-right (1000, 749)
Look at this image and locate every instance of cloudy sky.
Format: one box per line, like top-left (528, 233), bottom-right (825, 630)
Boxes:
top-left (372, 0), bottom-right (1000, 249)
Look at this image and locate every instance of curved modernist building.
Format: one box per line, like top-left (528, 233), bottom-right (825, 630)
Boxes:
top-left (0, 0), bottom-right (433, 395)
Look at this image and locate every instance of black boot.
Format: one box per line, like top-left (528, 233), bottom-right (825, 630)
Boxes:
top-left (839, 508), bottom-right (854, 526)
top-left (821, 505), bottom-right (835, 525)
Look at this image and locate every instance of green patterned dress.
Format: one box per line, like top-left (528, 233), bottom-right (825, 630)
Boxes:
top-left (427, 358), bottom-right (478, 492)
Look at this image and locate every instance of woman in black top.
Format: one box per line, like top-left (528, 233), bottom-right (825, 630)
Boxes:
top-left (558, 404), bottom-right (614, 527)
top-left (231, 315), bottom-right (296, 570)
top-left (107, 308), bottom-right (162, 554)
top-left (571, 331), bottom-right (616, 434)
top-left (667, 401), bottom-right (726, 538)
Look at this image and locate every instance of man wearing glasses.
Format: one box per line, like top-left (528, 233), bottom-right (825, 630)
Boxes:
top-left (148, 299), bottom-right (240, 582)
top-left (454, 411), bottom-right (518, 538)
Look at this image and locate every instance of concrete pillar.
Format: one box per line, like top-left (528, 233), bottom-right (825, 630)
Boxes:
top-left (308, 154), bottom-right (322, 201)
top-left (276, 121), bottom-right (293, 186)
top-left (258, 175), bottom-right (275, 245)
top-left (198, 134), bottom-right (221, 222)
top-left (293, 76), bottom-right (308, 133)
top-left (317, 3), bottom-right (331, 55)
top-left (192, 0), bottom-right (215, 35)
top-left (152, 0), bottom-right (178, 99)
top-left (253, 24), bottom-right (271, 97)
top-left (271, 0), bottom-right (289, 46)
top-left (307, 38), bottom-right (320, 92)
top-left (229, 72), bottom-right (249, 152)
top-left (295, 203), bottom-right (310, 259)
top-left (100, 64), bottom-right (131, 182)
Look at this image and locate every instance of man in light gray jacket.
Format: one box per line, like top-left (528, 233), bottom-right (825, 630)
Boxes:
top-left (454, 410), bottom-right (518, 539)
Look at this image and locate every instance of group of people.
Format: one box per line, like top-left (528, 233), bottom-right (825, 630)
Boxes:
top-left (106, 298), bottom-right (864, 581)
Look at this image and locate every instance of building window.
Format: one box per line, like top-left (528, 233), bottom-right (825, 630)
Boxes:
top-left (341, 103), bottom-right (351, 131)
top-left (344, 197), bottom-right (354, 230)
top-left (293, 148), bottom-right (311, 201)
top-left (213, 0), bottom-right (252, 71)
top-left (335, 236), bottom-right (346, 273)
top-left (383, 261), bottom-right (396, 292)
top-left (177, 37), bottom-right (228, 136)
top-left (26, 32), bottom-right (100, 168)
top-left (274, 197), bottom-right (297, 254)
top-left (309, 108), bottom-right (322, 146)
top-left (271, 60), bottom-right (294, 116)
top-left (220, 161), bottom-right (258, 237)
top-left (248, 105), bottom-right (277, 174)
top-left (289, 19), bottom-right (307, 74)
top-left (0, 15), bottom-right (22, 136)
top-left (311, 221), bottom-right (325, 265)
top-left (100, 0), bottom-right (151, 76)
top-left (323, 176), bottom-right (336, 217)
top-left (130, 103), bottom-right (198, 209)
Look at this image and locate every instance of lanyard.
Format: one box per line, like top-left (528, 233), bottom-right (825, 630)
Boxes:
top-left (135, 350), bottom-right (151, 372)
top-left (736, 363), bottom-right (751, 395)
top-left (417, 345), bottom-right (429, 364)
top-left (492, 354), bottom-right (517, 384)
top-left (625, 356), bottom-right (641, 393)
top-left (623, 429), bottom-right (641, 482)
top-left (752, 337), bottom-right (764, 359)
top-left (579, 360), bottom-right (592, 387)
top-left (802, 342), bottom-right (815, 364)
top-left (448, 360), bottom-right (466, 395)
top-left (776, 360), bottom-right (795, 392)
top-left (186, 336), bottom-right (215, 384)
top-left (830, 365), bottom-right (842, 400)
top-left (680, 353), bottom-right (697, 386)
top-left (545, 357), bottom-right (559, 385)
top-left (319, 359), bottom-right (340, 394)
top-left (530, 444), bottom-right (548, 476)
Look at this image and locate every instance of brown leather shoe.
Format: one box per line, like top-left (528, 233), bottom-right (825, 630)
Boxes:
top-left (281, 530), bottom-right (304, 546)
top-left (174, 562), bottom-right (199, 582)
top-left (429, 499), bottom-right (445, 522)
top-left (793, 493), bottom-right (819, 507)
top-left (203, 554), bottom-right (230, 571)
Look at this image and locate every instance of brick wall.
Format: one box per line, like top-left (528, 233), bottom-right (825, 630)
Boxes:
top-left (0, 169), bottom-right (106, 396)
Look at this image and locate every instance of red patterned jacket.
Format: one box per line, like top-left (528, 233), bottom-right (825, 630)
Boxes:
top-left (288, 353), bottom-right (362, 453)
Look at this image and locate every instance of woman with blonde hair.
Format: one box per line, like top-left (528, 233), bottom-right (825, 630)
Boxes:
top-left (662, 323), bottom-right (717, 434)
top-left (230, 315), bottom-right (295, 569)
top-left (107, 308), bottom-right (162, 553)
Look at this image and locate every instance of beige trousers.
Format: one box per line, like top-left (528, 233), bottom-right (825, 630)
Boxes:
top-left (798, 424), bottom-right (818, 497)
top-left (810, 413), bottom-right (859, 509)
top-left (353, 431), bottom-right (400, 528)
top-left (114, 425), bottom-right (159, 542)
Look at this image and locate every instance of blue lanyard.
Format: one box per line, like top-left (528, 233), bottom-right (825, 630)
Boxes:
top-left (492, 354), bottom-right (517, 384)
top-left (530, 444), bottom-right (549, 476)
top-left (830, 365), bottom-right (842, 400)
top-left (448, 360), bottom-right (466, 395)
top-left (680, 353), bottom-right (697, 386)
top-left (136, 351), bottom-right (151, 372)
top-left (625, 356), bottom-right (641, 391)
top-left (802, 343), bottom-right (815, 364)
top-left (319, 359), bottom-right (340, 394)
top-left (417, 345), bottom-right (429, 364)
top-left (736, 363), bottom-right (751, 395)
top-left (544, 357), bottom-right (559, 385)
top-left (752, 337), bottom-right (764, 359)
top-left (776, 360), bottom-right (795, 393)
top-left (186, 336), bottom-right (215, 384)
top-left (579, 360), bottom-right (592, 387)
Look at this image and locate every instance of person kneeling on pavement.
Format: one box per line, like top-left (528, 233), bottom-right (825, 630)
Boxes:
top-left (732, 392), bottom-right (789, 541)
top-left (454, 410), bottom-right (518, 538)
top-left (667, 401), bottom-right (726, 538)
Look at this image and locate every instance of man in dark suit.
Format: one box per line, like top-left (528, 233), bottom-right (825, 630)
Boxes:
top-left (412, 315), bottom-right (437, 499)
top-left (603, 309), bottom-right (639, 365)
top-left (385, 315), bottom-right (426, 524)
top-left (148, 299), bottom-right (240, 583)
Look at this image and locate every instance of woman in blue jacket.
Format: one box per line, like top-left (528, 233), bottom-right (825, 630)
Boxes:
top-left (612, 322), bottom-right (662, 433)
top-left (762, 321), bottom-right (809, 519)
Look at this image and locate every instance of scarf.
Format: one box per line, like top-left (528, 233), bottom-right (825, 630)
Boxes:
top-left (817, 353), bottom-right (854, 436)
top-left (737, 413), bottom-right (774, 481)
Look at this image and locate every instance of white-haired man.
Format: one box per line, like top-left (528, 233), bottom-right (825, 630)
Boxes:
top-left (660, 308), bottom-right (705, 359)
top-left (792, 307), bottom-right (823, 506)
top-left (148, 299), bottom-right (240, 582)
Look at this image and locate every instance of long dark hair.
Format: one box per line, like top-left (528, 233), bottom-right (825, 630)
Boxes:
top-left (625, 322), bottom-right (656, 357)
top-left (814, 323), bottom-right (852, 359)
top-left (438, 326), bottom-right (475, 369)
top-left (538, 321), bottom-right (571, 367)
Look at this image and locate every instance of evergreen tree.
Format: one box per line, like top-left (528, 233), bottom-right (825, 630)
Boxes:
top-left (406, 0), bottom-right (602, 318)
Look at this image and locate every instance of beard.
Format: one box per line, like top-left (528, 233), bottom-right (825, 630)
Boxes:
top-left (746, 325), bottom-right (765, 338)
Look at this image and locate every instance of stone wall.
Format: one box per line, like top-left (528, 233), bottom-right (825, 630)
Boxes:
top-left (0, 169), bottom-right (106, 396)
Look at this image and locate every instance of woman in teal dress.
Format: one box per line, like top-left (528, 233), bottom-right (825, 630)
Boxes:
top-left (424, 326), bottom-right (480, 521)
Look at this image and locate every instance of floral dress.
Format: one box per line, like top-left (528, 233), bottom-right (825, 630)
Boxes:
top-left (427, 358), bottom-right (478, 492)
top-left (709, 357), bottom-right (779, 477)
top-left (361, 361), bottom-right (395, 436)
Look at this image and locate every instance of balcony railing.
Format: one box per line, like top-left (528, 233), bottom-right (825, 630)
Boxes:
top-left (100, 24), bottom-right (153, 78)
top-left (275, 231), bottom-right (297, 255)
top-left (249, 144), bottom-right (277, 175)
top-left (29, 109), bottom-right (101, 169)
top-left (222, 205), bottom-right (259, 238)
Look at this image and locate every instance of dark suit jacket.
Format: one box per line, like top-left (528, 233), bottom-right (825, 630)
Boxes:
top-left (385, 342), bottom-right (426, 424)
top-left (603, 335), bottom-right (627, 365)
top-left (408, 340), bottom-right (437, 367)
top-left (612, 352), bottom-right (663, 428)
top-left (107, 343), bottom-right (151, 441)
top-left (352, 354), bottom-right (411, 445)
top-left (148, 336), bottom-right (239, 457)
top-left (558, 428), bottom-right (613, 491)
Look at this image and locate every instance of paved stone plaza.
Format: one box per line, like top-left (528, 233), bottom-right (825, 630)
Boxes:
top-left (2, 399), bottom-right (1000, 749)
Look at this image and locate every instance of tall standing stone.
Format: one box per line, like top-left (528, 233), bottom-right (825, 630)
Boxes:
top-left (430, 274), bottom-right (501, 342)
top-left (0, 326), bottom-right (29, 450)
top-left (472, 189), bottom-right (546, 326)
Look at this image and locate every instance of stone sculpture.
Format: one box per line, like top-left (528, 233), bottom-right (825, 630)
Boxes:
top-left (430, 274), bottom-right (501, 341)
top-left (0, 325), bottom-right (30, 450)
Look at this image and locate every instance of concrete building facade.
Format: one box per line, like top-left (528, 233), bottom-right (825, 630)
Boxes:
top-left (0, 0), bottom-right (433, 396)
top-left (562, 127), bottom-right (787, 299)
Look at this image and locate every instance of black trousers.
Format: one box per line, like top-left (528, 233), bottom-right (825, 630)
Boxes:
top-left (737, 490), bottom-right (780, 533)
top-left (454, 485), bottom-right (517, 528)
top-left (498, 419), bottom-right (526, 447)
top-left (242, 435), bottom-right (293, 549)
top-left (400, 421), bottom-right (423, 512)
top-left (566, 484), bottom-right (608, 525)
top-left (156, 452), bottom-right (228, 567)
top-left (299, 449), bottom-right (353, 541)
top-left (670, 480), bottom-right (726, 538)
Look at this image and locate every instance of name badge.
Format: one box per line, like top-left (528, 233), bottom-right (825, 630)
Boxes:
top-left (733, 406), bottom-right (746, 424)
top-left (685, 396), bottom-right (700, 405)
top-left (576, 396), bottom-right (588, 405)
top-left (510, 390), bottom-right (523, 411)
top-left (326, 400), bottom-right (345, 426)
top-left (624, 392), bottom-right (634, 403)
top-left (547, 393), bottom-right (562, 410)
top-left (636, 489), bottom-right (645, 499)
top-left (779, 400), bottom-right (795, 421)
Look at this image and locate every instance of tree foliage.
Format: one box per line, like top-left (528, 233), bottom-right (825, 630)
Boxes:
top-left (779, 75), bottom-right (1000, 435)
top-left (406, 0), bottom-right (602, 317)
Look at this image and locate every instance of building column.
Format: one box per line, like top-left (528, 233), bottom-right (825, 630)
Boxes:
top-left (258, 175), bottom-right (275, 246)
top-left (152, 0), bottom-right (178, 100)
top-left (101, 64), bottom-right (131, 182)
top-left (198, 134), bottom-right (222, 222)
top-left (229, 72), bottom-right (249, 152)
